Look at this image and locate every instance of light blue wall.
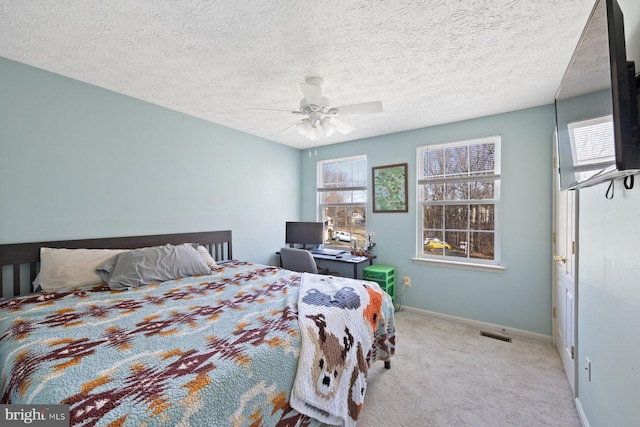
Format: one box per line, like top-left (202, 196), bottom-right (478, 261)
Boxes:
top-left (301, 106), bottom-right (555, 335)
top-left (576, 0), bottom-right (640, 425)
top-left (0, 57), bottom-right (301, 265)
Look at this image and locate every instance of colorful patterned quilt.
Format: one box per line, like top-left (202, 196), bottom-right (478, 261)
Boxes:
top-left (0, 261), bottom-right (395, 427)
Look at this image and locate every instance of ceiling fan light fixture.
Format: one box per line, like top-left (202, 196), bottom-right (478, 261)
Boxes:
top-left (308, 124), bottom-right (318, 140)
top-left (320, 118), bottom-right (336, 136)
top-left (296, 118), bottom-right (312, 135)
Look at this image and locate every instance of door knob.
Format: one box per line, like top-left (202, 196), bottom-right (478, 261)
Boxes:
top-left (553, 255), bottom-right (567, 263)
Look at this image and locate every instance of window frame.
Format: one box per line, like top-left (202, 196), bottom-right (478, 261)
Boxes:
top-left (414, 136), bottom-right (504, 272)
top-left (317, 155), bottom-right (368, 249)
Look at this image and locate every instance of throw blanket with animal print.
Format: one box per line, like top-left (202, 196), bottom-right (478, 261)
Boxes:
top-left (290, 273), bottom-right (393, 426)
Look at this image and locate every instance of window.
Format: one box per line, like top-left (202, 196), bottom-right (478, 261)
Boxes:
top-left (568, 115), bottom-right (614, 167)
top-left (318, 155), bottom-right (367, 249)
top-left (417, 136), bottom-right (501, 265)
top-left (568, 115), bottom-right (615, 183)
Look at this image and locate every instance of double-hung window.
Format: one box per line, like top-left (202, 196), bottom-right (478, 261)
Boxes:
top-left (317, 155), bottom-right (367, 249)
top-left (417, 136), bottom-right (501, 266)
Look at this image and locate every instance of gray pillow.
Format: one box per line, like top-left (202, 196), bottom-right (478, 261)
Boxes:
top-left (98, 243), bottom-right (212, 290)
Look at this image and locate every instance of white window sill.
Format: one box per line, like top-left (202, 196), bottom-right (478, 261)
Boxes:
top-left (411, 257), bottom-right (506, 273)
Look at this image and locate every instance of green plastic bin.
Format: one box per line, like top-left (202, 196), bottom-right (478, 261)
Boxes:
top-left (363, 265), bottom-right (395, 305)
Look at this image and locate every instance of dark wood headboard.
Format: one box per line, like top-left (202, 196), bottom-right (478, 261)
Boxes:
top-left (0, 230), bottom-right (232, 299)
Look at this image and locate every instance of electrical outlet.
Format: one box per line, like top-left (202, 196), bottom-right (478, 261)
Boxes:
top-left (585, 357), bottom-right (591, 382)
top-left (403, 276), bottom-right (411, 287)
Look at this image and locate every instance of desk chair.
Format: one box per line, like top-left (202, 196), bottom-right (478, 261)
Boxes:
top-left (280, 247), bottom-right (330, 275)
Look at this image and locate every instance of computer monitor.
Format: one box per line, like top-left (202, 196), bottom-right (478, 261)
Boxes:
top-left (285, 222), bottom-right (324, 246)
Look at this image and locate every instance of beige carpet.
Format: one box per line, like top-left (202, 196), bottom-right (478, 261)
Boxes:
top-left (357, 310), bottom-right (581, 426)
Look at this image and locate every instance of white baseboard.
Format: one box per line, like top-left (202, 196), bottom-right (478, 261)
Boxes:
top-left (575, 398), bottom-right (589, 427)
top-left (401, 305), bottom-right (552, 343)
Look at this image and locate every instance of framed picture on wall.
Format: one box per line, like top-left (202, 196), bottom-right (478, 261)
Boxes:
top-left (372, 163), bottom-right (408, 213)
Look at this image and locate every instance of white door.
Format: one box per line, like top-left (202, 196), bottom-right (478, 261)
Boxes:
top-left (552, 138), bottom-right (577, 395)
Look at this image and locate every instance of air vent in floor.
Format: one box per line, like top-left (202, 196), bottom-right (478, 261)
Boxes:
top-left (480, 331), bottom-right (512, 343)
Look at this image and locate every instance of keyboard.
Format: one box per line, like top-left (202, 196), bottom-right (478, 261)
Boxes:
top-left (312, 248), bottom-right (346, 256)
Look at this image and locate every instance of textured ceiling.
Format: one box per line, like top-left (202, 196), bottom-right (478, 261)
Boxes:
top-left (0, 0), bottom-right (597, 149)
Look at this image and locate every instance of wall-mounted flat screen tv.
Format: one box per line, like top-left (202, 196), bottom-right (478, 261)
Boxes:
top-left (554, 0), bottom-right (640, 190)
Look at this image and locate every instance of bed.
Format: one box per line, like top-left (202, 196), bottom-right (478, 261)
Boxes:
top-left (0, 230), bottom-right (395, 427)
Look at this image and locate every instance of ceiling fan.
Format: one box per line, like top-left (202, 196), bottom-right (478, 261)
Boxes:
top-left (253, 76), bottom-right (383, 140)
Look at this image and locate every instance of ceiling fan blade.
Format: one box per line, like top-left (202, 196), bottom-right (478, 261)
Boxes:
top-left (282, 119), bottom-right (303, 133)
top-left (334, 101), bottom-right (383, 115)
top-left (331, 118), bottom-right (355, 134)
top-left (249, 107), bottom-right (304, 114)
top-left (300, 82), bottom-right (323, 106)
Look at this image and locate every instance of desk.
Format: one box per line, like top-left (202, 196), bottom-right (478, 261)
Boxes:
top-left (310, 253), bottom-right (376, 279)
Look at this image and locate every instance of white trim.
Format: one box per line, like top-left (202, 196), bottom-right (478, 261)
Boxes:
top-left (317, 186), bottom-right (367, 192)
top-left (318, 202), bottom-right (367, 208)
top-left (318, 153), bottom-right (366, 164)
top-left (418, 200), bottom-right (498, 207)
top-left (417, 173), bottom-right (500, 186)
top-left (575, 398), bottom-right (590, 427)
top-left (423, 134), bottom-right (502, 151)
top-left (411, 257), bottom-right (506, 273)
top-left (402, 305), bottom-right (551, 343)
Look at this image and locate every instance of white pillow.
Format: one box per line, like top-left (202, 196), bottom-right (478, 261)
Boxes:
top-left (197, 245), bottom-right (218, 269)
top-left (34, 248), bottom-right (129, 290)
